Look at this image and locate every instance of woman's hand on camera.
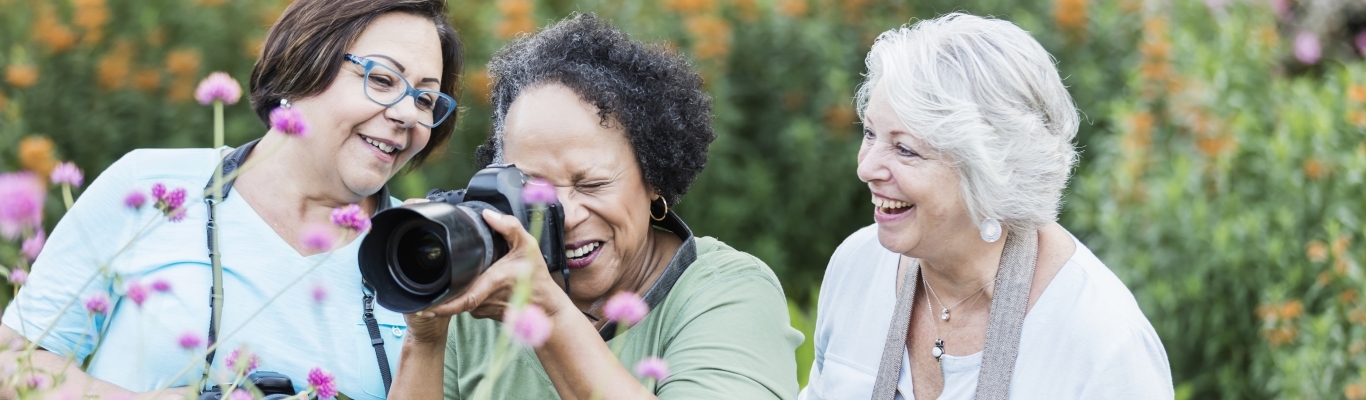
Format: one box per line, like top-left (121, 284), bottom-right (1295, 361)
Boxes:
top-left (417, 209), bottom-right (566, 322)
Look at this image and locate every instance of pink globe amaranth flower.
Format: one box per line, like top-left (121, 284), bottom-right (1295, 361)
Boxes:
top-left (9, 269), bottom-right (28, 285)
top-left (521, 178), bottom-right (558, 205)
top-left (21, 230), bottom-right (45, 261)
top-left (195, 72), bottom-right (242, 106)
top-left (270, 107), bottom-right (309, 137)
top-left (151, 279), bottom-right (172, 293)
top-left (49, 162), bottom-right (83, 187)
top-left (0, 172), bottom-right (45, 241)
top-left (505, 305), bottom-right (552, 348)
top-left (300, 223), bottom-right (337, 252)
top-left (126, 281), bottom-right (149, 307)
top-left (25, 374), bottom-right (48, 390)
top-left (177, 331), bottom-right (203, 350)
top-left (311, 281), bottom-right (328, 303)
top-left (1356, 31), bottom-right (1366, 55)
top-left (1295, 31), bottom-right (1321, 65)
top-left (229, 389), bottom-right (252, 400)
top-left (164, 187), bottom-right (187, 210)
top-left (167, 207), bottom-right (188, 223)
top-left (603, 291), bottom-right (648, 326)
top-left (124, 190), bottom-right (148, 209)
top-left (330, 204), bottom-right (371, 232)
top-left (226, 348), bottom-right (261, 374)
top-left (307, 367), bottom-right (338, 400)
top-left (150, 183), bottom-right (166, 200)
top-left (84, 293), bottom-right (110, 315)
top-left (634, 356), bottom-right (670, 381)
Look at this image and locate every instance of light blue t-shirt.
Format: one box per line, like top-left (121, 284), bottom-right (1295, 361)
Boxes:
top-left (2, 147), bottom-right (407, 399)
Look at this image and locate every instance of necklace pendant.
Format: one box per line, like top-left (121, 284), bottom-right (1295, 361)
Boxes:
top-left (940, 308), bottom-right (949, 321)
top-left (931, 339), bottom-right (945, 361)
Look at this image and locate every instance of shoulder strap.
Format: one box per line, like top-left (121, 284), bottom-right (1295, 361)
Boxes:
top-left (869, 230), bottom-right (1039, 400)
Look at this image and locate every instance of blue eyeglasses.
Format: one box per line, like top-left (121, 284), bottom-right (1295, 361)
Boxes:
top-left (344, 54), bottom-right (456, 128)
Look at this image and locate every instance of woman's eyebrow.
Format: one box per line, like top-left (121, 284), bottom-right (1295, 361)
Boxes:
top-left (364, 53), bottom-right (440, 85)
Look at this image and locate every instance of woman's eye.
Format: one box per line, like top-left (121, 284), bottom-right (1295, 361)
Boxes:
top-left (368, 74), bottom-right (395, 89)
top-left (415, 95), bottom-right (435, 111)
top-left (862, 128), bottom-right (875, 140)
top-left (896, 145), bottom-right (920, 158)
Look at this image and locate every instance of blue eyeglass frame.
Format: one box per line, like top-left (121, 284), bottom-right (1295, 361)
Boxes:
top-left (344, 53), bottom-right (456, 128)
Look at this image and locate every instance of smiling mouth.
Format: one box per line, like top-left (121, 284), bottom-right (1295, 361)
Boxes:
top-left (360, 134), bottom-right (400, 155)
top-left (565, 241), bottom-right (603, 260)
top-left (872, 196), bottom-right (913, 215)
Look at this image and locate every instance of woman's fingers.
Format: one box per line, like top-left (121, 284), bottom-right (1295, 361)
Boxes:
top-left (481, 209), bottom-right (535, 251)
top-left (402, 198), bottom-right (431, 205)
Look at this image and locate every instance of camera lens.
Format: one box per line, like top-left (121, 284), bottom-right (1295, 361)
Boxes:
top-left (388, 220), bottom-right (452, 296)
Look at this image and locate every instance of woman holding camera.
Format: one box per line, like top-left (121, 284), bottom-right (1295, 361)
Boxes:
top-left (0, 0), bottom-right (461, 398)
top-left (798, 14), bottom-right (1172, 399)
top-left (389, 14), bottom-right (802, 400)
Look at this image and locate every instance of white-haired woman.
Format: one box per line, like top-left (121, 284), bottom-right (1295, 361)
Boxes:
top-left (799, 13), bottom-right (1173, 399)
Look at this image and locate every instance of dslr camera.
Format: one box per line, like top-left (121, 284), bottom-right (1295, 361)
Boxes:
top-left (359, 164), bottom-right (568, 313)
top-left (198, 371), bottom-right (295, 400)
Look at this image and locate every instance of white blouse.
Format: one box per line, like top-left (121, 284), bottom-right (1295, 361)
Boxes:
top-left (799, 225), bottom-right (1173, 399)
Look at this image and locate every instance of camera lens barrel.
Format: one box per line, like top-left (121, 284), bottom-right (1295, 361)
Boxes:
top-left (360, 202), bottom-right (505, 313)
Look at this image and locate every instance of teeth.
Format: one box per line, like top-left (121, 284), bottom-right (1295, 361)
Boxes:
top-left (363, 137), bottom-right (396, 154)
top-left (871, 196), bottom-right (911, 210)
top-left (565, 242), bottom-right (601, 259)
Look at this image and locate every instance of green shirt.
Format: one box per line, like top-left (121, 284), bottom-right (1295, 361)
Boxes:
top-left (442, 236), bottom-right (803, 399)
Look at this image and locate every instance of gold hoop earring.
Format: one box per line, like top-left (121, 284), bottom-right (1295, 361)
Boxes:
top-left (650, 197), bottom-right (669, 221)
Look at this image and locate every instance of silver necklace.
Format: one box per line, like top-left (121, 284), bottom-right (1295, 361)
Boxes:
top-left (923, 273), bottom-right (993, 321)
top-left (925, 277), bottom-right (988, 362)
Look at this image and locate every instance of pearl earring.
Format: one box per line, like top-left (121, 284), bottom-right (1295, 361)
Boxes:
top-left (979, 218), bottom-right (1002, 243)
top-left (280, 98), bottom-right (292, 108)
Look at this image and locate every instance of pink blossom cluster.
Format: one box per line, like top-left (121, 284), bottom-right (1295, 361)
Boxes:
top-left (21, 230), bottom-right (45, 261)
top-left (150, 183), bottom-right (189, 222)
top-left (195, 72), bottom-right (242, 106)
top-left (604, 292), bottom-right (648, 326)
top-left (226, 347), bottom-right (261, 375)
top-left (506, 305), bottom-right (552, 348)
top-left (522, 178), bottom-right (558, 205)
top-left (50, 162), bottom-right (83, 187)
top-left (0, 172), bottom-right (45, 240)
top-left (270, 107), bottom-right (310, 137)
top-left (178, 331), bottom-right (203, 350)
top-left (634, 357), bottom-right (670, 381)
top-left (300, 223), bottom-right (338, 252)
top-left (84, 293), bottom-right (110, 315)
top-left (330, 204), bottom-right (371, 232)
top-left (126, 279), bottom-right (172, 308)
top-left (307, 367), bottom-right (338, 400)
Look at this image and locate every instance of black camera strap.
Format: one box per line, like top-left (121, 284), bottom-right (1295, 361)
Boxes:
top-left (203, 139), bottom-right (394, 393)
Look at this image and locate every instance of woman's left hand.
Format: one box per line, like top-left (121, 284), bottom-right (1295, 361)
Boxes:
top-left (419, 209), bottom-right (568, 321)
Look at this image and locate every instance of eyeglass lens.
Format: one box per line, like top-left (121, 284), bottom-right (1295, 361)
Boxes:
top-left (362, 62), bottom-right (453, 127)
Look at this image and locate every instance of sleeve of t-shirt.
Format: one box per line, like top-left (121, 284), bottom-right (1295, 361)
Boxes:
top-left (2, 151), bottom-right (149, 360)
top-left (655, 257), bottom-right (804, 400)
top-left (1079, 324), bottom-right (1175, 399)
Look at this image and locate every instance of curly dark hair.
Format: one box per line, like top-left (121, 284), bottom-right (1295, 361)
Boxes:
top-left (474, 13), bottom-right (715, 205)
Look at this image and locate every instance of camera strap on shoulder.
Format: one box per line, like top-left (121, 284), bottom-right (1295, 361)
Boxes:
top-left (201, 139), bottom-right (394, 394)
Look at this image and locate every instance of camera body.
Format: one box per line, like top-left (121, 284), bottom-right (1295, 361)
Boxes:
top-left (359, 164), bottom-right (568, 313)
top-left (198, 371), bottom-right (296, 400)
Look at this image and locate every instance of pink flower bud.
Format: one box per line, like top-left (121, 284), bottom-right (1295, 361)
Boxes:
top-left (0, 172), bottom-right (45, 241)
top-left (150, 183), bottom-right (166, 200)
top-left (50, 162), bottom-right (83, 187)
top-left (85, 293), bottom-right (111, 315)
top-left (195, 72), bottom-right (243, 106)
top-left (634, 357), bottom-right (670, 381)
top-left (330, 204), bottom-right (371, 232)
top-left (21, 230), bottom-right (44, 261)
top-left (226, 348), bottom-right (261, 374)
top-left (521, 178), bottom-right (558, 205)
top-left (270, 107), bottom-right (310, 137)
top-left (307, 367), bottom-right (338, 400)
top-left (603, 291), bottom-right (648, 326)
top-left (177, 331), bottom-right (203, 350)
top-left (300, 223), bottom-right (338, 252)
top-left (9, 269), bottom-right (28, 285)
top-left (311, 281), bottom-right (328, 303)
top-left (124, 190), bottom-right (148, 209)
top-left (127, 281), bottom-right (149, 307)
top-left (505, 305), bottom-right (552, 348)
top-left (151, 279), bottom-right (173, 293)
top-left (1294, 31), bottom-right (1321, 65)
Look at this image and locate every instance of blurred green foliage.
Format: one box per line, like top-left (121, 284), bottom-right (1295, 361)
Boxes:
top-left (2, 0), bottom-right (1364, 397)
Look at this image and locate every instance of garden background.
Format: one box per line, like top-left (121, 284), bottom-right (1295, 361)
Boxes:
top-left (1, 0), bottom-right (1364, 398)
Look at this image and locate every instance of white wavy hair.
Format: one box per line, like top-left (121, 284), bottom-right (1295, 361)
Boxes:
top-left (856, 13), bottom-right (1080, 233)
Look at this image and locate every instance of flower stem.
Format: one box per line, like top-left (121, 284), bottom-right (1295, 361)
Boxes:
top-left (472, 208), bottom-right (546, 400)
top-left (61, 183), bottom-right (73, 210)
top-left (214, 101), bottom-right (225, 149)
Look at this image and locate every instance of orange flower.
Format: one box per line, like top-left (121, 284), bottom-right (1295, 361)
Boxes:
top-left (1348, 110), bottom-right (1366, 128)
top-left (465, 68), bottom-right (492, 106)
top-left (1279, 300), bottom-right (1303, 319)
top-left (243, 37), bottom-right (266, 58)
top-left (1303, 158), bottom-right (1325, 180)
top-left (1121, 112), bottom-right (1153, 154)
top-left (97, 41), bottom-right (135, 91)
top-left (73, 0), bottom-right (111, 45)
top-left (825, 103), bottom-right (857, 138)
top-left (1307, 240), bottom-right (1329, 262)
top-left (32, 5), bottom-right (78, 53)
top-left (1318, 270), bottom-right (1333, 286)
top-left (1341, 289), bottom-right (1359, 306)
top-left (0, 91), bottom-right (7, 110)
top-left (19, 136), bottom-right (58, 179)
top-left (1255, 303), bottom-right (1277, 321)
top-left (1053, 0), bottom-right (1088, 38)
top-left (1349, 85), bottom-right (1366, 103)
top-left (841, 0), bottom-right (869, 24)
top-left (1257, 26), bottom-right (1279, 49)
top-left (665, 0), bottom-right (715, 14)
top-left (6, 65), bottom-right (40, 88)
top-left (497, 0), bottom-right (533, 17)
top-left (1196, 136), bottom-right (1234, 158)
top-left (147, 28), bottom-right (167, 48)
top-left (496, 16), bottom-right (537, 39)
top-left (777, 0), bottom-right (808, 17)
top-left (1348, 382), bottom-right (1366, 400)
top-left (1352, 340), bottom-right (1366, 355)
top-left (165, 49), bottom-right (202, 77)
top-left (685, 15), bottom-right (732, 61)
top-left (1263, 326), bottom-right (1297, 346)
top-left (1351, 309), bottom-right (1366, 324)
top-left (1333, 235), bottom-right (1350, 256)
top-left (132, 70), bottom-right (163, 92)
top-left (167, 76), bottom-right (196, 103)
top-left (733, 0), bottom-right (760, 21)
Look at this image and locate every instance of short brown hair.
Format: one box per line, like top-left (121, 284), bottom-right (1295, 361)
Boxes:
top-left (249, 0), bottom-right (463, 169)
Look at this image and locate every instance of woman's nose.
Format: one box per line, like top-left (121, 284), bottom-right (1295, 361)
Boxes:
top-left (557, 187), bottom-right (589, 229)
top-left (385, 95), bottom-right (422, 129)
top-left (856, 145), bottom-right (889, 183)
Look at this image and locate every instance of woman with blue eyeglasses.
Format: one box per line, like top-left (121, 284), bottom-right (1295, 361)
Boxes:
top-left (0, 0), bottom-right (461, 398)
